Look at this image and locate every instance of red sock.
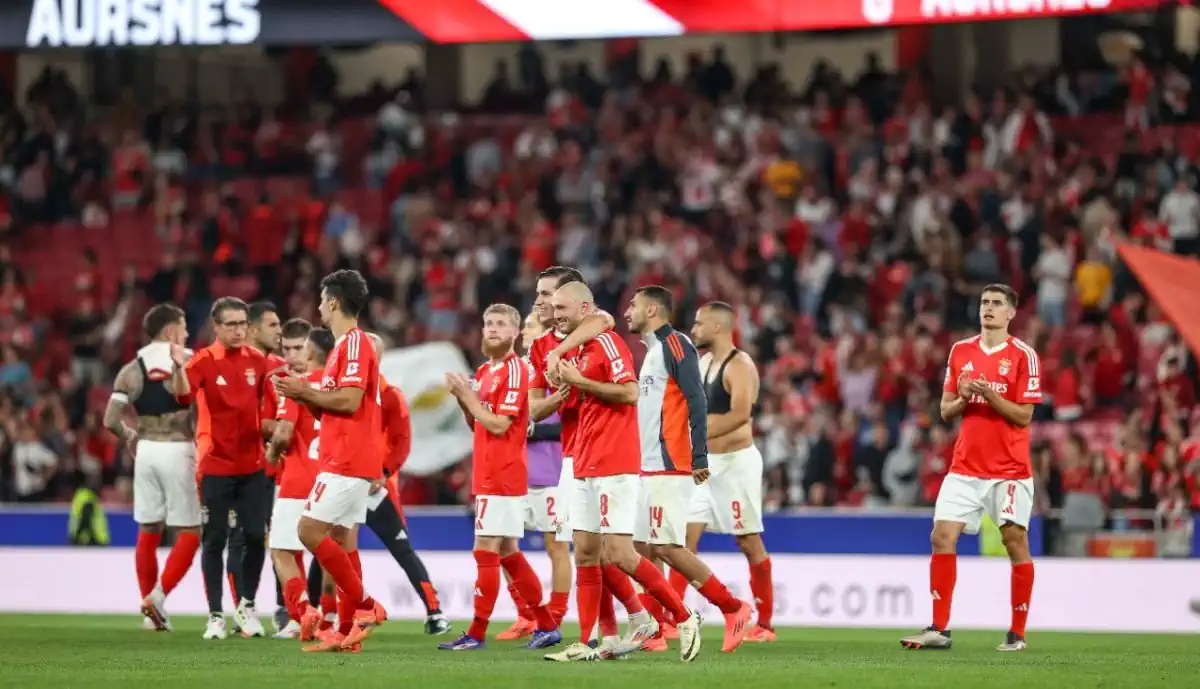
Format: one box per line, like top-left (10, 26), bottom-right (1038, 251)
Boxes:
top-left (346, 550), bottom-right (376, 611)
top-left (640, 592), bottom-right (665, 626)
top-left (549, 591), bottom-right (569, 625)
top-left (602, 564), bottom-right (645, 615)
top-left (160, 531), bottom-right (199, 595)
top-left (502, 552), bottom-right (556, 630)
top-left (135, 531), bottom-right (161, 598)
top-left (930, 553), bottom-right (957, 631)
top-left (467, 550), bottom-right (501, 640)
top-left (598, 584), bottom-right (618, 637)
top-left (319, 593), bottom-right (337, 631)
top-left (284, 576), bottom-right (308, 622)
top-left (312, 537), bottom-right (364, 606)
top-left (509, 582), bottom-right (533, 620)
top-left (575, 564), bottom-right (602, 644)
top-left (749, 557), bottom-right (774, 629)
top-left (698, 573), bottom-right (742, 615)
top-left (632, 557), bottom-right (689, 622)
top-left (1011, 562), bottom-right (1034, 637)
top-left (668, 568), bottom-right (689, 607)
top-left (336, 587), bottom-right (354, 635)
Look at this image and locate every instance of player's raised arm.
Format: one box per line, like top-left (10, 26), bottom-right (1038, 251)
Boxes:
top-left (663, 333), bottom-right (709, 470)
top-left (104, 360), bottom-right (143, 446)
top-left (170, 345), bottom-right (199, 400)
top-left (550, 310), bottom-right (614, 359)
top-left (708, 353), bottom-right (758, 438)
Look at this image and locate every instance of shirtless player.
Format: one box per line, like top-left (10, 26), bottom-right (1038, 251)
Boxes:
top-left (105, 303), bottom-right (201, 631)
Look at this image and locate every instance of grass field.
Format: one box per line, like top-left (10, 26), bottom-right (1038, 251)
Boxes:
top-left (2, 615), bottom-right (1197, 688)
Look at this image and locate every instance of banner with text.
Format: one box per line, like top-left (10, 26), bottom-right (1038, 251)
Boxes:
top-left (3, 549), bottom-right (1197, 633)
top-left (14, 0), bottom-right (1169, 47)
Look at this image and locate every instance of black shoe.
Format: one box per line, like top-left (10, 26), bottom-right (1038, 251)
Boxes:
top-left (273, 608), bottom-right (290, 634)
top-left (425, 613), bottom-right (452, 635)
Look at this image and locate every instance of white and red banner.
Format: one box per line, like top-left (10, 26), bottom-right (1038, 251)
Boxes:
top-left (380, 0), bottom-right (1168, 43)
top-left (4, 548), bottom-right (1198, 633)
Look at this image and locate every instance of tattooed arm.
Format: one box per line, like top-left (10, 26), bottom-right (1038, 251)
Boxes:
top-left (104, 360), bottom-right (142, 448)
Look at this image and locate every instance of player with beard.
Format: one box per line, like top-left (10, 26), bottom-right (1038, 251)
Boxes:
top-left (683, 301), bottom-right (775, 643)
top-left (496, 313), bottom-right (571, 640)
top-left (544, 282), bottom-right (701, 663)
top-left (625, 287), bottom-right (752, 654)
top-left (438, 304), bottom-right (560, 651)
top-left (526, 266), bottom-right (644, 654)
top-left (104, 304), bottom-right (200, 631)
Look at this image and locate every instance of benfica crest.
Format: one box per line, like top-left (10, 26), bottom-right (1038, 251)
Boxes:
top-left (245, 368), bottom-right (256, 386)
top-left (998, 358), bottom-right (1012, 376)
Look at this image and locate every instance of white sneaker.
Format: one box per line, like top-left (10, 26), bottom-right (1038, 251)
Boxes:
top-left (272, 620), bottom-right (302, 639)
top-left (140, 585), bottom-right (172, 631)
top-left (235, 600), bottom-right (266, 638)
top-left (141, 616), bottom-right (157, 630)
top-left (544, 642), bottom-right (601, 662)
top-left (675, 610), bottom-right (702, 662)
top-left (203, 615), bottom-right (228, 640)
top-left (611, 612), bottom-right (658, 658)
top-left (597, 635), bottom-right (630, 660)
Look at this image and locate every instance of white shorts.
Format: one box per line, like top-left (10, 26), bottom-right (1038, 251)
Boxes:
top-left (933, 473), bottom-right (1036, 535)
top-left (269, 492), bottom-right (305, 551)
top-left (571, 474), bottom-right (638, 535)
top-left (687, 444), bottom-right (764, 535)
top-left (475, 494), bottom-right (524, 538)
top-left (365, 485), bottom-right (388, 511)
top-left (302, 472), bottom-right (370, 528)
top-left (133, 441), bottom-right (201, 527)
top-left (556, 459), bottom-right (574, 536)
top-left (524, 486), bottom-right (560, 534)
top-left (634, 474), bottom-right (694, 546)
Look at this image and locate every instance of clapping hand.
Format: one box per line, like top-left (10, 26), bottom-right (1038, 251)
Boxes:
top-left (968, 375), bottom-right (992, 397)
top-left (274, 374), bottom-right (310, 401)
top-left (169, 344), bottom-right (190, 368)
top-left (444, 372), bottom-right (473, 400)
top-left (956, 372), bottom-right (973, 398)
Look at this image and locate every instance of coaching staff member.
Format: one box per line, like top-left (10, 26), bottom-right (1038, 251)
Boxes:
top-left (170, 296), bottom-right (275, 640)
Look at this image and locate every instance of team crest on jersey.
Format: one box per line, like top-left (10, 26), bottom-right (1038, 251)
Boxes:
top-left (245, 368), bottom-right (256, 386)
top-left (998, 358), bottom-right (1012, 376)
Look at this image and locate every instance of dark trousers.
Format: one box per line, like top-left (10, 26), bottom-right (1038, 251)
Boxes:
top-left (200, 471), bottom-right (273, 615)
top-left (365, 496), bottom-right (441, 615)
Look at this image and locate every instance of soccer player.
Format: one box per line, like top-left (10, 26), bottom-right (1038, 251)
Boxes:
top-left (104, 304), bottom-right (200, 631)
top-left (169, 297), bottom-right (276, 640)
top-left (685, 301), bottom-right (775, 643)
top-left (265, 318), bottom-right (322, 638)
top-left (626, 287), bottom-right (752, 653)
top-left (362, 332), bottom-right (451, 636)
top-left (497, 312), bottom-right (572, 640)
top-left (438, 304), bottom-right (560, 651)
top-left (544, 282), bottom-right (701, 663)
top-left (901, 284), bottom-right (1040, 652)
top-left (274, 269), bottom-right (387, 653)
top-left (526, 266), bottom-right (640, 653)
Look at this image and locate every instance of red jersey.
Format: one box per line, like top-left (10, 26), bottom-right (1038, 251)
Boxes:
top-left (942, 335), bottom-right (1042, 480)
top-left (471, 352), bottom-right (529, 497)
top-left (317, 328), bottom-right (383, 480)
top-left (276, 370), bottom-right (322, 499)
top-left (183, 343), bottom-right (272, 476)
top-left (528, 328), bottom-right (584, 459)
top-left (573, 331), bottom-right (640, 478)
top-left (262, 352), bottom-right (288, 481)
top-left (379, 375), bottom-right (412, 476)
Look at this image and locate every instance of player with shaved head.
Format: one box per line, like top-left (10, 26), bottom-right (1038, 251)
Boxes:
top-left (682, 301), bottom-right (775, 643)
top-left (543, 281), bottom-right (701, 663)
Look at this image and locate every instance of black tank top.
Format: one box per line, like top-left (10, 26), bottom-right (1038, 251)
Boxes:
top-left (703, 349), bottom-right (740, 415)
top-left (131, 357), bottom-right (189, 418)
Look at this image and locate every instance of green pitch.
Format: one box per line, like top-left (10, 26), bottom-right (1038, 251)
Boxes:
top-left (1, 615), bottom-right (1196, 688)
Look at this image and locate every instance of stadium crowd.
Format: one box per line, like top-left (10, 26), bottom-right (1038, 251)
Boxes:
top-left (0, 43), bottom-right (1197, 544)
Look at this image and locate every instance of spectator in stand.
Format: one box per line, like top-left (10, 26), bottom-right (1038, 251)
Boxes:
top-left (1158, 176), bottom-right (1200, 256)
top-left (67, 297), bottom-right (106, 386)
top-left (307, 117), bottom-right (340, 196)
top-left (1033, 234), bottom-right (1071, 327)
top-left (11, 419), bottom-right (58, 502)
top-left (1074, 246), bottom-right (1112, 324)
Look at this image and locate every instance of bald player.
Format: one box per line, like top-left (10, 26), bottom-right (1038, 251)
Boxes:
top-left (682, 301), bottom-right (774, 642)
top-left (363, 332), bottom-right (451, 635)
top-left (545, 281), bottom-right (701, 663)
